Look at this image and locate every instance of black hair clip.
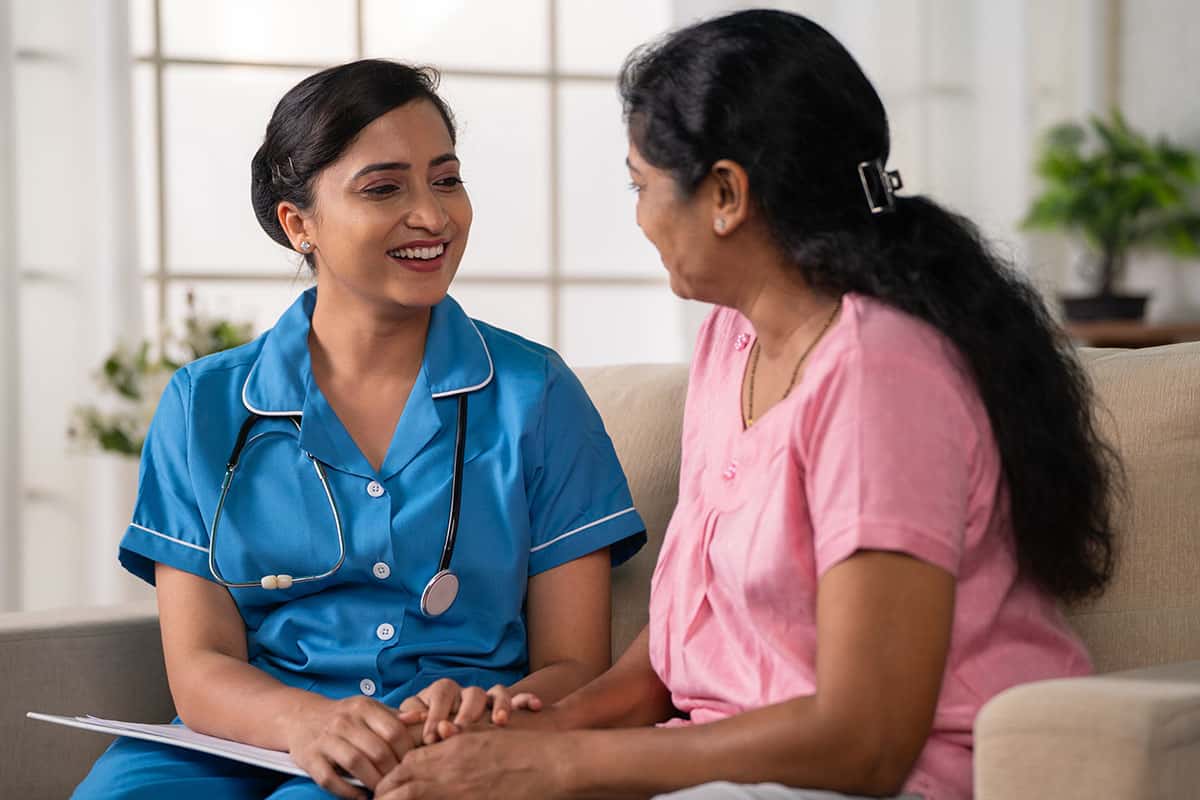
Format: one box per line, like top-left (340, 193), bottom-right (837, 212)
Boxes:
top-left (857, 159), bottom-right (903, 214)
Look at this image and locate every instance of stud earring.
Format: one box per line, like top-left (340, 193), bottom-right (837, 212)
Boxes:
top-left (714, 218), bottom-right (727, 233)
top-left (300, 241), bottom-right (312, 252)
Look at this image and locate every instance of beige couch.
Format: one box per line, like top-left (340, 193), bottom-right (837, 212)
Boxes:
top-left (2, 347), bottom-right (1199, 798)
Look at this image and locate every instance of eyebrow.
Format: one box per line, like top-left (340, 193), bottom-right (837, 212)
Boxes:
top-left (625, 157), bottom-right (642, 175)
top-left (351, 153), bottom-right (460, 180)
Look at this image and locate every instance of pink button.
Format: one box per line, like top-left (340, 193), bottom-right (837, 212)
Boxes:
top-left (722, 461), bottom-right (738, 480)
top-left (734, 333), bottom-right (751, 351)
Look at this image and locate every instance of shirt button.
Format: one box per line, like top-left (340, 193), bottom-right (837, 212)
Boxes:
top-left (359, 678), bottom-right (377, 696)
top-left (722, 461), bottom-right (738, 480)
top-left (376, 622), bottom-right (395, 641)
top-left (734, 332), bottom-right (751, 351)
top-left (372, 562), bottom-right (391, 580)
top-left (366, 480), bottom-right (385, 498)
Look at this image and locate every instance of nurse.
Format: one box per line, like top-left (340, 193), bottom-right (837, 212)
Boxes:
top-left (73, 59), bottom-right (645, 799)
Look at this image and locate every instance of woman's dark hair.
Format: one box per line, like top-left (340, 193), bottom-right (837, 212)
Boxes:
top-left (621, 10), bottom-right (1118, 602)
top-left (251, 59), bottom-right (456, 269)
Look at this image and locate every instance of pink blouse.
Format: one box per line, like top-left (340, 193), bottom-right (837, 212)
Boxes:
top-left (648, 294), bottom-right (1091, 800)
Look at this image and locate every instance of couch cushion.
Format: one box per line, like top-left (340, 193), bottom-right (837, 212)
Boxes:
top-left (576, 364), bottom-right (689, 659)
top-left (1068, 342), bottom-right (1200, 672)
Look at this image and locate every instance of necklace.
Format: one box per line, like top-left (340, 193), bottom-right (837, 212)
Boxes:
top-left (745, 300), bottom-right (841, 427)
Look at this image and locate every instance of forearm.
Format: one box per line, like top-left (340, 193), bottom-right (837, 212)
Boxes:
top-left (559, 697), bottom-right (902, 799)
top-left (508, 658), bottom-right (602, 706)
top-left (168, 649), bottom-right (332, 751)
top-left (512, 626), bottom-right (675, 732)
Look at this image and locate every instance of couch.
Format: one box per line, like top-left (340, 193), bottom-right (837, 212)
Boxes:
top-left (2, 346), bottom-right (1199, 798)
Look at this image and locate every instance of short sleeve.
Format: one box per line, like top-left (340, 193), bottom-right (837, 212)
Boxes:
top-left (118, 369), bottom-right (213, 585)
top-left (526, 358), bottom-right (646, 576)
top-left (802, 352), bottom-right (976, 578)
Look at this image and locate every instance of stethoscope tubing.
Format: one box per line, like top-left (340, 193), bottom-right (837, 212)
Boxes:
top-left (207, 395), bottom-right (467, 616)
top-left (208, 416), bottom-right (346, 589)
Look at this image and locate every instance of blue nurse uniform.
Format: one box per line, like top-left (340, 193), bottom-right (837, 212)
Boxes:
top-left (74, 288), bottom-right (646, 798)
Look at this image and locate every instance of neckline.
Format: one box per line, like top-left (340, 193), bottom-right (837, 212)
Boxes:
top-left (735, 298), bottom-right (847, 434)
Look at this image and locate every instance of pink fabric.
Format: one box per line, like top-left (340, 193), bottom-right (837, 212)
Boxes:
top-left (648, 294), bottom-right (1091, 800)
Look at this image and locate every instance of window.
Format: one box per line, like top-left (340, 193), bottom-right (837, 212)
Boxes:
top-left (134, 0), bottom-right (687, 366)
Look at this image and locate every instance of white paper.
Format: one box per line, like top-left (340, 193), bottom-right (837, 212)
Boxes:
top-left (26, 712), bottom-right (363, 787)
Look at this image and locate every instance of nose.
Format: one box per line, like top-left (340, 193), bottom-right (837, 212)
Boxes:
top-left (405, 185), bottom-right (450, 234)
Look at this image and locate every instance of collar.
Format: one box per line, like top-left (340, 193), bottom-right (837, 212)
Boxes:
top-left (240, 288), bottom-right (493, 477)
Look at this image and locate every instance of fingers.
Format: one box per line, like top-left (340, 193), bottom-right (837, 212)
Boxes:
top-left (328, 719), bottom-right (393, 786)
top-left (485, 684), bottom-right (513, 726)
top-left (361, 702), bottom-right (416, 764)
top-left (453, 685), bottom-right (490, 728)
top-left (300, 737), bottom-right (373, 799)
top-left (511, 692), bottom-right (543, 712)
top-left (421, 678), bottom-right (462, 745)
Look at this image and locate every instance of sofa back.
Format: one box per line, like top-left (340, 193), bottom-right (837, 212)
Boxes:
top-left (1066, 343), bottom-right (1200, 672)
top-left (578, 341), bottom-right (1200, 674)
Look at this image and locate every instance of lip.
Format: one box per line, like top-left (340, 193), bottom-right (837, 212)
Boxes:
top-left (387, 239), bottom-right (451, 274)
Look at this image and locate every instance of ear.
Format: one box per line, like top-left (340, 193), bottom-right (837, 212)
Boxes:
top-left (277, 201), bottom-right (314, 253)
top-left (709, 159), bottom-right (751, 237)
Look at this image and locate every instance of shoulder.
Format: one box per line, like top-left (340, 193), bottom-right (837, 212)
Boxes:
top-left (803, 294), bottom-right (985, 431)
top-left (473, 318), bottom-right (576, 390)
top-left (819, 294), bottom-right (974, 388)
top-left (172, 334), bottom-right (267, 401)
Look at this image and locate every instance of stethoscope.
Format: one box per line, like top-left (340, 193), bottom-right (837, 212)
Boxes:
top-left (208, 394), bottom-right (468, 617)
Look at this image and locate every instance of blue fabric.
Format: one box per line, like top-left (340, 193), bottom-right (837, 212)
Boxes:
top-left (72, 736), bottom-right (334, 799)
top-left (117, 287), bottom-right (645, 707)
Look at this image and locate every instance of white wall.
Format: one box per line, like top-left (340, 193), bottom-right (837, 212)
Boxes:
top-left (1, 0), bottom-right (23, 611)
top-left (1116, 0), bottom-right (1200, 321)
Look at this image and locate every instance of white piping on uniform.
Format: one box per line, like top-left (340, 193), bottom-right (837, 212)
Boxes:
top-left (241, 374), bottom-right (302, 417)
top-left (431, 317), bottom-right (495, 398)
top-left (129, 522), bottom-right (210, 553)
top-left (530, 507), bottom-right (638, 554)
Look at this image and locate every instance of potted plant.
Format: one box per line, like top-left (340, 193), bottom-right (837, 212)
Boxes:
top-left (1023, 111), bottom-right (1200, 321)
top-left (71, 291), bottom-right (253, 457)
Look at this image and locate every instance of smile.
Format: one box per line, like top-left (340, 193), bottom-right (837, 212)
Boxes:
top-left (387, 243), bottom-right (446, 261)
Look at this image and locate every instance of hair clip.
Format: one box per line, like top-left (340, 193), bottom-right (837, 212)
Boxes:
top-left (857, 159), bottom-right (903, 214)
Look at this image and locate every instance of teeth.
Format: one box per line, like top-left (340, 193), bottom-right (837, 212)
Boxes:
top-left (388, 243), bottom-right (446, 260)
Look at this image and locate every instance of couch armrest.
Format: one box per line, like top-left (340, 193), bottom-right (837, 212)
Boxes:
top-left (0, 603), bottom-right (175, 799)
top-left (975, 660), bottom-right (1200, 800)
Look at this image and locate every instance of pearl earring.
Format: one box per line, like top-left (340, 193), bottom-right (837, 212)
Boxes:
top-left (300, 241), bottom-right (312, 252)
top-left (714, 218), bottom-right (727, 233)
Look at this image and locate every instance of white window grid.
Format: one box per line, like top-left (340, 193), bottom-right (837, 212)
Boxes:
top-left (135, 0), bottom-right (666, 353)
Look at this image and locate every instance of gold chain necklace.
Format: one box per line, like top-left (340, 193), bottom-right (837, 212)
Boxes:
top-left (745, 301), bottom-right (840, 426)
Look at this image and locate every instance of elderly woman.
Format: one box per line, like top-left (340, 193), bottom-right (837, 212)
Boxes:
top-left (376, 11), bottom-right (1117, 800)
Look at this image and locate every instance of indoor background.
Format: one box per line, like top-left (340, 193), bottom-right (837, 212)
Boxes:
top-left (1, 0), bottom-right (1197, 612)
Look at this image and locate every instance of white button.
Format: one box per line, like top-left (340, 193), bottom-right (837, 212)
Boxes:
top-left (366, 480), bottom-right (385, 498)
top-left (359, 678), bottom-right (377, 696)
top-left (372, 562), bottom-right (391, 580)
top-left (376, 622), bottom-right (395, 641)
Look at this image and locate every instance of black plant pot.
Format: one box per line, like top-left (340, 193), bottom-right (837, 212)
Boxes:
top-left (1059, 294), bottom-right (1149, 322)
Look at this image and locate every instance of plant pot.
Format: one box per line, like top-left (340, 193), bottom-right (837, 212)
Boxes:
top-left (1059, 294), bottom-right (1149, 322)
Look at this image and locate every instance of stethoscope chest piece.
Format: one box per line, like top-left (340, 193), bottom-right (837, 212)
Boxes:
top-left (421, 569), bottom-right (459, 617)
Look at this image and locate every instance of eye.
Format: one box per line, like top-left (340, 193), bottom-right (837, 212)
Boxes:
top-left (434, 176), bottom-right (465, 190)
top-left (627, 180), bottom-right (643, 194)
top-left (364, 184), bottom-right (399, 196)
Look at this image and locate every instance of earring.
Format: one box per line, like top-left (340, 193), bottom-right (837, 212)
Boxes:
top-left (714, 218), bottom-right (727, 233)
top-left (300, 241), bottom-right (312, 252)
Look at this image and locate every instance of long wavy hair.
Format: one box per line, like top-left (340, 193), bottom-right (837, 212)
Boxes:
top-left (621, 10), bottom-right (1118, 601)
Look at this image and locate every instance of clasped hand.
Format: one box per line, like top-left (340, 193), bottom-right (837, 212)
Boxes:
top-left (396, 677), bottom-right (543, 744)
top-left (288, 680), bottom-right (542, 799)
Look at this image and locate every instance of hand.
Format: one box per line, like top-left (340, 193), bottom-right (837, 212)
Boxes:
top-left (396, 678), bottom-right (543, 745)
top-left (284, 695), bottom-right (422, 798)
top-left (374, 729), bottom-right (567, 799)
